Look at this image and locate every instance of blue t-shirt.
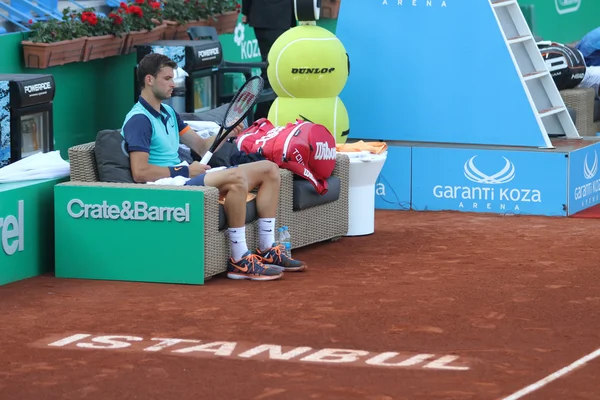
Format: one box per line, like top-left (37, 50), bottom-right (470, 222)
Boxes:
top-left (121, 97), bottom-right (191, 167)
top-left (577, 27), bottom-right (600, 67)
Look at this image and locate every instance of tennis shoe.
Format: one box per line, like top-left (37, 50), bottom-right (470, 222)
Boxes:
top-left (227, 251), bottom-right (283, 281)
top-left (256, 243), bottom-right (307, 272)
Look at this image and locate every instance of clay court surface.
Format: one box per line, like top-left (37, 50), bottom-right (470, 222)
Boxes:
top-left (1, 210), bottom-right (600, 400)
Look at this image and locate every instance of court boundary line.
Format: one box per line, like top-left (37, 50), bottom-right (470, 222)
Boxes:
top-left (501, 348), bottom-right (600, 400)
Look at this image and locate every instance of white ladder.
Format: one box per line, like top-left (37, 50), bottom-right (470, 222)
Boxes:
top-left (490, 0), bottom-right (580, 146)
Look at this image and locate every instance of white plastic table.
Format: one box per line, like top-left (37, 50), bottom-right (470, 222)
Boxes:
top-left (339, 150), bottom-right (388, 236)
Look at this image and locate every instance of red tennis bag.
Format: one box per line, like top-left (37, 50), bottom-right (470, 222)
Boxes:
top-left (236, 119), bottom-right (337, 194)
top-left (236, 118), bottom-right (279, 154)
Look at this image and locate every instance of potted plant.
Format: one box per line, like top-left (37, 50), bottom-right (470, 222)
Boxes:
top-left (119, 0), bottom-right (167, 54)
top-left (210, 0), bottom-right (240, 35)
top-left (161, 0), bottom-right (211, 40)
top-left (80, 9), bottom-right (127, 61)
top-left (22, 8), bottom-right (88, 69)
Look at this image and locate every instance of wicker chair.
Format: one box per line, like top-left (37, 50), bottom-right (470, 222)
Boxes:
top-left (61, 142), bottom-right (350, 280)
top-left (560, 87), bottom-right (600, 136)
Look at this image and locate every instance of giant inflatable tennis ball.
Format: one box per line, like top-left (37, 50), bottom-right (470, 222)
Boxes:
top-left (267, 25), bottom-right (349, 98)
top-left (268, 96), bottom-right (350, 143)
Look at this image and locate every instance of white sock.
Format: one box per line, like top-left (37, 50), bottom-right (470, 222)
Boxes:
top-left (228, 226), bottom-right (248, 262)
top-left (258, 218), bottom-right (276, 252)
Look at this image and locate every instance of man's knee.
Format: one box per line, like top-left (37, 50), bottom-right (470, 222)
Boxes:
top-left (222, 168), bottom-right (248, 193)
top-left (257, 161), bottom-right (280, 183)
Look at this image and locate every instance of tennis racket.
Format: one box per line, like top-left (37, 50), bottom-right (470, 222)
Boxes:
top-left (200, 75), bottom-right (264, 165)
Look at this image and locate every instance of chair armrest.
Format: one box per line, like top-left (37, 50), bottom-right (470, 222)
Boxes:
top-left (68, 142), bottom-right (98, 182)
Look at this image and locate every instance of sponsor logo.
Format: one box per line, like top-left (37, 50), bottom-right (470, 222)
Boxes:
top-left (464, 156), bottom-right (515, 184)
top-left (314, 142), bottom-right (336, 161)
top-left (573, 151), bottom-right (600, 206)
top-left (555, 0), bottom-right (581, 14)
top-left (66, 199), bottom-right (190, 223)
top-left (42, 333), bottom-right (471, 371)
top-left (197, 47), bottom-right (220, 59)
top-left (381, 0), bottom-right (448, 7)
top-left (432, 155), bottom-right (541, 212)
top-left (583, 151), bottom-right (598, 180)
top-left (233, 23), bottom-right (262, 60)
top-left (23, 82), bottom-right (52, 93)
top-left (291, 68), bottom-right (335, 75)
top-left (1, 200), bottom-right (24, 256)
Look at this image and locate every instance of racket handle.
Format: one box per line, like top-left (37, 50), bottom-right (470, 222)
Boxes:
top-left (200, 151), bottom-right (213, 165)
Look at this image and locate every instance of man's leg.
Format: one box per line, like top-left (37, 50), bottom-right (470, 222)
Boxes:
top-left (231, 161), bottom-right (307, 272)
top-left (187, 168), bottom-right (283, 281)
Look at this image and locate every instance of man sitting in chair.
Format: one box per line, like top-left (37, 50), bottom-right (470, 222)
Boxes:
top-left (122, 53), bottom-right (307, 281)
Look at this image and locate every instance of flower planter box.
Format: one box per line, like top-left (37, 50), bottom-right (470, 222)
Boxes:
top-left (210, 11), bottom-right (239, 35)
top-left (83, 35), bottom-right (124, 62)
top-left (121, 24), bottom-right (167, 55)
top-left (22, 38), bottom-right (87, 69)
top-left (162, 19), bottom-right (210, 40)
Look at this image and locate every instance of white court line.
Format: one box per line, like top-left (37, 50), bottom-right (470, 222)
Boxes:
top-left (501, 348), bottom-right (600, 400)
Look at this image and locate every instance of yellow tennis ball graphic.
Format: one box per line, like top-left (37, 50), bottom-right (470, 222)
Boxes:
top-left (267, 25), bottom-right (349, 98)
top-left (268, 96), bottom-right (349, 143)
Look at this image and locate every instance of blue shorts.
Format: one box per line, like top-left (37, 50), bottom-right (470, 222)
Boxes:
top-left (183, 166), bottom-right (237, 187)
top-left (184, 174), bottom-right (206, 186)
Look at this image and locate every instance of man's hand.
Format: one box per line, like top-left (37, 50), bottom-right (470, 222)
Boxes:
top-left (228, 123), bottom-right (245, 138)
top-left (189, 161), bottom-right (211, 178)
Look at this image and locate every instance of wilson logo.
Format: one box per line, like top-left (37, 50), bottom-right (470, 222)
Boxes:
top-left (314, 142), bottom-right (336, 161)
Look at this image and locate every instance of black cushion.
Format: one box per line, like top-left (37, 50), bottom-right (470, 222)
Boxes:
top-left (218, 198), bottom-right (258, 231)
top-left (293, 176), bottom-right (341, 211)
top-left (94, 129), bottom-right (134, 183)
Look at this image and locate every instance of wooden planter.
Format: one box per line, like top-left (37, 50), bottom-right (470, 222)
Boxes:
top-left (162, 19), bottom-right (210, 40)
top-left (83, 35), bottom-right (124, 62)
top-left (210, 11), bottom-right (239, 35)
top-left (22, 37), bottom-right (87, 69)
top-left (121, 24), bottom-right (167, 55)
top-left (320, 0), bottom-right (341, 19)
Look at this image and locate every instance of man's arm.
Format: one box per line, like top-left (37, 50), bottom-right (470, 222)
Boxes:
top-left (177, 112), bottom-right (244, 158)
top-left (177, 113), bottom-right (214, 157)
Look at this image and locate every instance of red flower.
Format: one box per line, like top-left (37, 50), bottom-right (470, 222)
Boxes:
top-left (109, 12), bottom-right (124, 25)
top-left (119, 2), bottom-right (127, 8)
top-left (135, 0), bottom-right (144, 4)
top-left (150, 2), bottom-right (160, 9)
top-left (28, 19), bottom-right (32, 24)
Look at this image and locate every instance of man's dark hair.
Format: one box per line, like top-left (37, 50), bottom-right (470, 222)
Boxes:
top-left (137, 53), bottom-right (178, 88)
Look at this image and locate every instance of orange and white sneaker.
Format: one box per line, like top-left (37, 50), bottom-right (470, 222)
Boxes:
top-left (226, 251), bottom-right (283, 281)
top-left (256, 243), bottom-right (307, 272)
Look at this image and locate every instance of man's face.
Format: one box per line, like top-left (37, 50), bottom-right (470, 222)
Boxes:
top-left (149, 66), bottom-right (175, 100)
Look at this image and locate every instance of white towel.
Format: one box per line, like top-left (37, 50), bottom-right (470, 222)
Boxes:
top-left (0, 151), bottom-right (70, 183)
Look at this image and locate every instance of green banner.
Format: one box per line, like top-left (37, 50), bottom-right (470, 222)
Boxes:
top-left (54, 185), bottom-right (206, 285)
top-left (1, 178), bottom-right (65, 286)
top-left (519, 0), bottom-right (598, 43)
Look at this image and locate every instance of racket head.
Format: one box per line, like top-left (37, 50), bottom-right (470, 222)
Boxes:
top-left (221, 76), bottom-right (264, 130)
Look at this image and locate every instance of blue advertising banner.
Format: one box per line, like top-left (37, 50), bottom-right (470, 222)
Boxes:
top-left (568, 142), bottom-right (600, 215)
top-left (375, 145), bottom-right (412, 210)
top-left (336, 1), bottom-right (549, 148)
top-left (412, 146), bottom-right (568, 216)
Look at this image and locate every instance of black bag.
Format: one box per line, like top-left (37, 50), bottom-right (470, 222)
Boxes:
top-left (191, 137), bottom-right (266, 168)
top-left (538, 42), bottom-right (586, 90)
